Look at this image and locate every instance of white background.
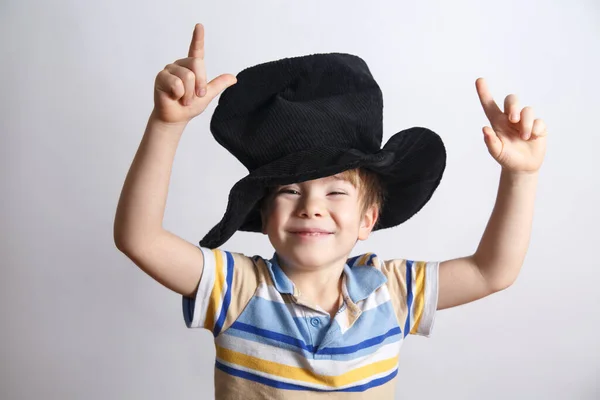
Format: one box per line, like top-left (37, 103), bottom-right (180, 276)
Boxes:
top-left (1, 0), bottom-right (599, 399)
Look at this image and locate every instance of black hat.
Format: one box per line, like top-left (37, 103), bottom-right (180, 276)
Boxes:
top-left (199, 53), bottom-right (446, 249)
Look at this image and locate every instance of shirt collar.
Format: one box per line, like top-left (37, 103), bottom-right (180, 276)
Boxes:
top-left (265, 252), bottom-right (387, 302)
top-left (265, 253), bottom-right (296, 295)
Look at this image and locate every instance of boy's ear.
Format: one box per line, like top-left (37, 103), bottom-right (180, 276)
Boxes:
top-left (357, 204), bottom-right (378, 241)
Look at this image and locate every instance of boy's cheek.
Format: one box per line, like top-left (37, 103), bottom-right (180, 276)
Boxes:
top-left (260, 209), bottom-right (278, 235)
top-left (260, 212), bottom-right (269, 234)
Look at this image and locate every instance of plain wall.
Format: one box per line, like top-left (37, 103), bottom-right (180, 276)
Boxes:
top-left (1, 0), bottom-right (599, 399)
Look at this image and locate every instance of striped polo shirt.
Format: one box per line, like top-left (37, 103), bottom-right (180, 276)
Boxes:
top-left (182, 246), bottom-right (439, 399)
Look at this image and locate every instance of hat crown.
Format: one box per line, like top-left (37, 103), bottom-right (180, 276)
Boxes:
top-left (210, 53), bottom-right (384, 171)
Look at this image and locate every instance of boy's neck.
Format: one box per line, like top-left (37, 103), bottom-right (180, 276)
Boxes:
top-left (277, 256), bottom-right (346, 318)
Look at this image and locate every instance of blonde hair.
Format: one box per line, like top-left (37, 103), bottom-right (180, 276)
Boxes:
top-left (336, 168), bottom-right (385, 221)
top-left (259, 167), bottom-right (385, 227)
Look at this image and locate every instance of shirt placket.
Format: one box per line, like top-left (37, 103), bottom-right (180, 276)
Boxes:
top-left (290, 292), bottom-right (332, 351)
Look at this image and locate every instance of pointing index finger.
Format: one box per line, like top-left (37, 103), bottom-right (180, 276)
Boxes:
top-left (188, 23), bottom-right (205, 59)
top-left (476, 77), bottom-right (501, 122)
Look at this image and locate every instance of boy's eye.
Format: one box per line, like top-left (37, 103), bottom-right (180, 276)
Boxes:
top-left (280, 189), bottom-right (300, 195)
top-left (278, 189), bottom-right (346, 196)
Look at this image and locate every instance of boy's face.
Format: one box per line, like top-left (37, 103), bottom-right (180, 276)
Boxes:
top-left (260, 173), bottom-right (378, 271)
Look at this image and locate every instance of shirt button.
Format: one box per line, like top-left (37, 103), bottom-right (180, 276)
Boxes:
top-left (310, 318), bottom-right (320, 327)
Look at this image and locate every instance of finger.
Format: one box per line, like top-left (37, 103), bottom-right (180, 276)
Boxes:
top-left (204, 73), bottom-right (238, 102)
top-left (188, 23), bottom-right (205, 60)
top-left (175, 57), bottom-right (207, 97)
top-left (520, 106), bottom-right (535, 140)
top-left (531, 118), bottom-right (547, 138)
top-left (503, 94), bottom-right (521, 123)
top-left (475, 78), bottom-right (502, 122)
top-left (155, 69), bottom-right (185, 100)
top-left (482, 126), bottom-right (503, 159)
top-left (165, 63), bottom-right (196, 106)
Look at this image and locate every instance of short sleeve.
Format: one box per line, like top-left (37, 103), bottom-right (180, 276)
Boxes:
top-left (182, 247), bottom-right (259, 337)
top-left (381, 258), bottom-right (439, 337)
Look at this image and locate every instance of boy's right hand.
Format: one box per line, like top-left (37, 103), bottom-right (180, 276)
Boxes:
top-left (153, 23), bottom-right (237, 125)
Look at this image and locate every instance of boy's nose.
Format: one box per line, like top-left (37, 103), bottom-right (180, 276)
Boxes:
top-left (296, 198), bottom-right (326, 218)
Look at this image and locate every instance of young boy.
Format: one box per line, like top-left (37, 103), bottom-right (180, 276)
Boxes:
top-left (114, 24), bottom-right (547, 399)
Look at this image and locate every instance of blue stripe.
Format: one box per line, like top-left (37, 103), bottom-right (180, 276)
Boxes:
top-left (336, 302), bottom-right (398, 342)
top-left (223, 326), bottom-right (402, 361)
top-left (347, 255), bottom-right (360, 266)
top-left (236, 296), bottom-right (311, 339)
top-left (367, 253), bottom-right (376, 265)
top-left (214, 251), bottom-right (235, 336)
top-left (182, 295), bottom-right (195, 327)
top-left (403, 260), bottom-right (414, 337)
top-left (318, 327), bottom-right (401, 355)
top-left (340, 368), bottom-right (398, 392)
top-left (215, 361), bottom-right (398, 392)
top-left (231, 322), bottom-right (401, 356)
top-left (232, 321), bottom-right (317, 352)
top-left (237, 295), bottom-right (397, 344)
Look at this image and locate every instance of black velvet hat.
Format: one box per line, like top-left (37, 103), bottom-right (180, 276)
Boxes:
top-left (199, 53), bottom-right (446, 249)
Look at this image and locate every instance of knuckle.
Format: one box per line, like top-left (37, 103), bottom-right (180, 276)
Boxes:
top-left (170, 78), bottom-right (183, 93)
top-left (155, 70), bottom-right (165, 81)
top-left (183, 69), bottom-right (195, 83)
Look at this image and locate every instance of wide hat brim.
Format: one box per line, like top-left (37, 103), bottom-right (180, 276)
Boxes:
top-left (199, 126), bottom-right (446, 249)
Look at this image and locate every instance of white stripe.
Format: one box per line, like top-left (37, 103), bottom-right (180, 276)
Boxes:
top-left (255, 283), bottom-right (324, 318)
top-left (357, 283), bottom-right (391, 312)
top-left (336, 275), bottom-right (391, 334)
top-left (187, 246), bottom-right (216, 328)
top-left (216, 335), bottom-right (402, 376)
top-left (254, 283), bottom-right (286, 304)
top-left (335, 306), bottom-right (351, 334)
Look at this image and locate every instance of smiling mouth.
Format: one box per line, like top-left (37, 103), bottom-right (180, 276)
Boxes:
top-left (292, 232), bottom-right (333, 237)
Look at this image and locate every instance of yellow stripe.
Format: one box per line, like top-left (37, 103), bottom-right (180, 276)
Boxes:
top-left (410, 261), bottom-right (426, 334)
top-left (216, 346), bottom-right (397, 387)
top-left (204, 249), bottom-right (225, 330)
top-left (357, 253), bottom-right (371, 266)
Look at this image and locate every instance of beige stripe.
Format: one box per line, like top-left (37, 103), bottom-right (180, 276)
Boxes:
top-left (381, 258), bottom-right (409, 329)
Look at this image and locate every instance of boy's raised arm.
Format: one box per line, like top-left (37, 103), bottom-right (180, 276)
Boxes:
top-left (113, 23), bottom-right (237, 296)
top-left (113, 115), bottom-right (205, 297)
top-left (437, 169), bottom-right (539, 309)
top-left (436, 78), bottom-right (547, 310)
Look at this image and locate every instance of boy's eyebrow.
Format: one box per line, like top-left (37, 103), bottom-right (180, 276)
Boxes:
top-left (328, 173), bottom-right (350, 181)
top-left (275, 174), bottom-right (353, 188)
top-left (330, 175), bottom-right (355, 185)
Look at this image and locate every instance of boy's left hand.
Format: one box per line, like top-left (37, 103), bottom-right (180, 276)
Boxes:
top-left (475, 78), bottom-right (547, 174)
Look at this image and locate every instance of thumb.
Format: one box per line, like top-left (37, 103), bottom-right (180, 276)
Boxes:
top-left (482, 126), bottom-right (503, 160)
top-left (204, 73), bottom-right (237, 102)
